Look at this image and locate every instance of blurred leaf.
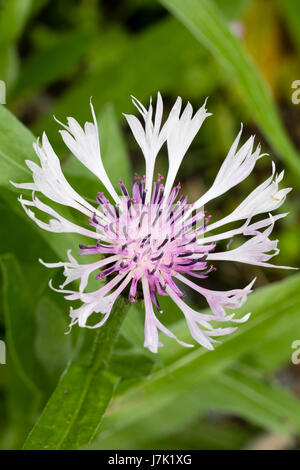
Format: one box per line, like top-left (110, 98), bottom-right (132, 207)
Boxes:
top-left (91, 274), bottom-right (300, 442)
top-left (0, 253), bottom-right (45, 393)
top-left (0, 195), bottom-right (56, 269)
top-left (34, 297), bottom-right (72, 389)
top-left (120, 303), bottom-right (149, 351)
top-left (205, 366), bottom-right (300, 432)
top-left (109, 305), bottom-right (158, 381)
top-left (109, 351), bottom-right (155, 381)
top-left (146, 418), bottom-right (256, 450)
top-left (29, 0), bottom-right (49, 16)
top-left (32, 18), bottom-right (213, 151)
top-left (23, 298), bottom-right (129, 450)
top-left (0, 0), bottom-right (32, 47)
top-left (93, 363), bottom-right (300, 449)
top-left (0, 105), bottom-right (35, 187)
top-left (0, 253), bottom-right (44, 446)
top-left (0, 0), bottom-right (299, 452)
top-left (0, 196), bottom-right (55, 324)
top-left (243, 294), bottom-right (300, 372)
top-left (280, 0), bottom-right (300, 50)
top-left (0, 45), bottom-right (19, 91)
top-left (0, 0), bottom-right (32, 95)
top-left (214, 0), bottom-right (252, 20)
top-left (159, 0), bottom-right (300, 177)
top-left (13, 31), bottom-right (93, 99)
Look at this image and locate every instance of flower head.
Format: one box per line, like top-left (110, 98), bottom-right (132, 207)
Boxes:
top-left (12, 93), bottom-right (292, 353)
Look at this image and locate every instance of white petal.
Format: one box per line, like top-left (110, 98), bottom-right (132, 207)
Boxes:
top-left (40, 251), bottom-right (119, 292)
top-left (199, 213), bottom-right (288, 244)
top-left (142, 277), bottom-right (192, 353)
top-left (124, 94), bottom-right (193, 202)
top-left (58, 101), bottom-right (120, 204)
top-left (202, 164), bottom-right (291, 233)
top-left (207, 216), bottom-right (295, 268)
top-left (11, 132), bottom-right (101, 219)
top-left (164, 98), bottom-right (211, 201)
top-left (19, 194), bottom-right (100, 238)
top-left (193, 127), bottom-right (264, 210)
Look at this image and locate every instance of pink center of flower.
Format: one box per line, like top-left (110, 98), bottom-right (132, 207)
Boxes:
top-left (80, 175), bottom-right (215, 313)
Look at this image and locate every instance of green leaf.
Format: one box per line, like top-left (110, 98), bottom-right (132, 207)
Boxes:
top-left (23, 298), bottom-right (129, 450)
top-left (279, 0), bottom-right (300, 50)
top-left (91, 274), bottom-right (300, 442)
top-left (213, 0), bottom-right (252, 20)
top-left (13, 32), bottom-right (93, 99)
top-left (109, 306), bottom-right (158, 381)
top-left (0, 196), bottom-right (56, 286)
top-left (0, 253), bottom-right (45, 394)
top-left (159, 0), bottom-right (300, 176)
top-left (204, 366), bottom-right (300, 432)
top-left (0, 0), bottom-right (32, 47)
top-left (92, 363), bottom-right (300, 449)
top-left (0, 253), bottom-right (44, 447)
top-left (243, 300), bottom-right (300, 373)
top-left (0, 45), bottom-right (19, 91)
top-left (34, 297), bottom-right (72, 389)
top-left (31, 18), bottom-right (211, 152)
top-left (0, 105), bottom-right (36, 187)
top-left (146, 418), bottom-right (256, 450)
top-left (0, 0), bottom-right (31, 94)
top-left (92, 274), bottom-right (300, 448)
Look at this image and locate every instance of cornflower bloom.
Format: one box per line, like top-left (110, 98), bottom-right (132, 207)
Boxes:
top-left (12, 93), bottom-right (292, 353)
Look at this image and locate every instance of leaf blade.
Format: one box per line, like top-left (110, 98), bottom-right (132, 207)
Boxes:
top-left (93, 274), bottom-right (300, 441)
top-left (23, 298), bottom-right (129, 450)
top-left (159, 0), bottom-right (300, 176)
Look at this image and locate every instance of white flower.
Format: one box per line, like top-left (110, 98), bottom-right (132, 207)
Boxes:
top-left (11, 94), bottom-right (293, 353)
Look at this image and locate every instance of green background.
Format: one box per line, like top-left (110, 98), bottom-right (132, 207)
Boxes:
top-left (0, 0), bottom-right (299, 450)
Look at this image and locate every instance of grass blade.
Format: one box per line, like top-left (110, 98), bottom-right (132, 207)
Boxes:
top-left (159, 0), bottom-right (300, 176)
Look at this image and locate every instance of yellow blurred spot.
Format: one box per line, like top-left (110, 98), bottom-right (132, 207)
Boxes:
top-left (243, 1), bottom-right (282, 92)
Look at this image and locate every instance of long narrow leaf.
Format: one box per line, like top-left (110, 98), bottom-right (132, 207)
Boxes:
top-left (92, 365), bottom-right (300, 449)
top-left (159, 0), bottom-right (300, 176)
top-left (0, 253), bottom-right (44, 447)
top-left (94, 274), bottom-right (300, 440)
top-left (23, 298), bottom-right (129, 450)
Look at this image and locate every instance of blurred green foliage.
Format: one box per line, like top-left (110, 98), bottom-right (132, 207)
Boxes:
top-left (0, 0), bottom-right (299, 450)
